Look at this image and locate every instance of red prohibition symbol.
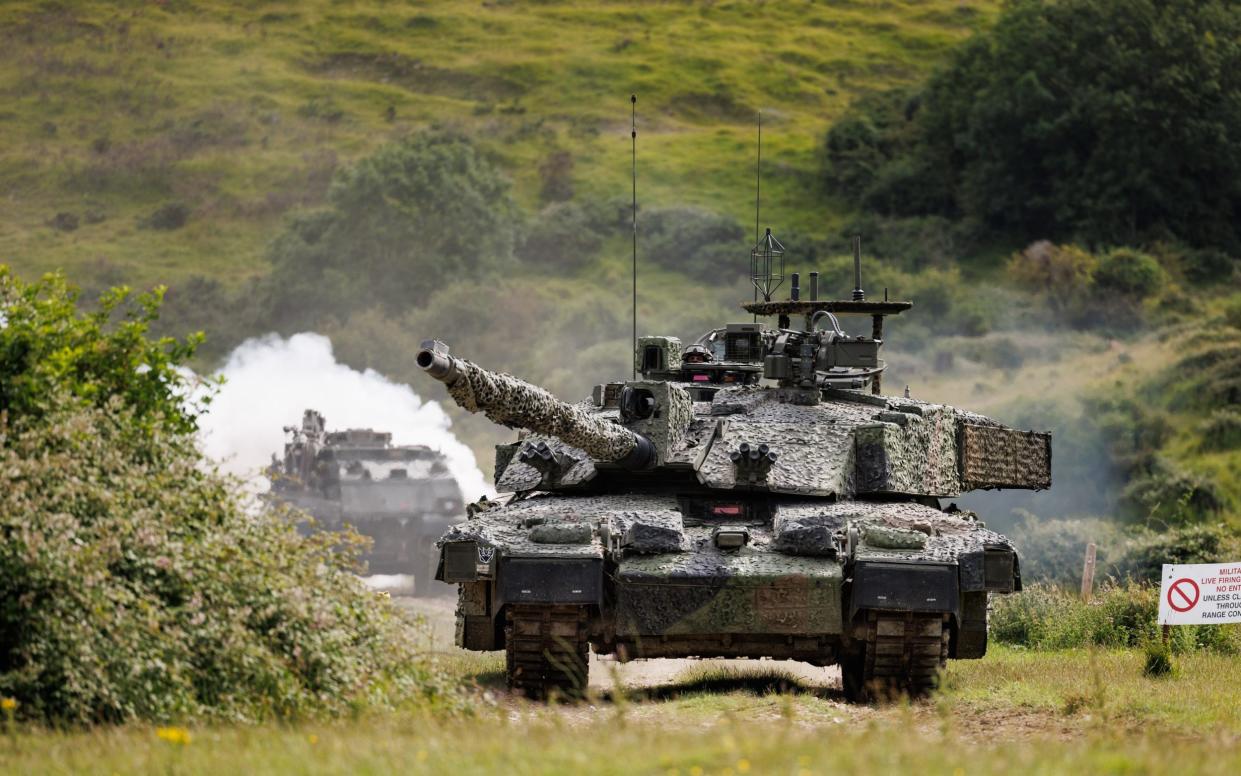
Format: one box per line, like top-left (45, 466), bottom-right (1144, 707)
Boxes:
top-left (1167, 577), bottom-right (1200, 613)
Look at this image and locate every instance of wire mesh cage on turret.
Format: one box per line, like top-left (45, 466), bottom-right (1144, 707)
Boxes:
top-left (750, 228), bottom-right (785, 302)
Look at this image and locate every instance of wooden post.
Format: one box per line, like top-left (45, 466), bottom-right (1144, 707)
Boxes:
top-left (1080, 542), bottom-right (1097, 601)
top-left (871, 314), bottom-right (884, 396)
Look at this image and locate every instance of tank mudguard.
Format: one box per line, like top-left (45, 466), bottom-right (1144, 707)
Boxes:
top-left (849, 560), bottom-right (959, 620)
top-left (497, 557), bottom-right (603, 606)
top-left (958, 547), bottom-right (1021, 593)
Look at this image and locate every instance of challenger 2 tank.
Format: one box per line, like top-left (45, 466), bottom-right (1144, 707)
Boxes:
top-left (417, 247), bottom-right (1050, 700)
top-left (267, 409), bottom-right (464, 595)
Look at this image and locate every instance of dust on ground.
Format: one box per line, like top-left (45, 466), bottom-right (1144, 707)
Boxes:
top-left (394, 597), bottom-right (1126, 740)
top-left (397, 595), bottom-right (844, 693)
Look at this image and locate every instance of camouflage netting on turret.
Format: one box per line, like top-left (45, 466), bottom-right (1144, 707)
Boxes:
top-left (445, 360), bottom-right (639, 462)
top-left (959, 423), bottom-right (1052, 490)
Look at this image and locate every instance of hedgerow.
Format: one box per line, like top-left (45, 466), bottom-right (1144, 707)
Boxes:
top-left (0, 269), bottom-right (462, 724)
top-left (990, 582), bottom-right (1241, 655)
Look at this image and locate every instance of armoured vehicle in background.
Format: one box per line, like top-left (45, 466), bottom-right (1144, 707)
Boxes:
top-left (268, 409), bottom-right (464, 595)
top-left (417, 236), bottom-right (1051, 700)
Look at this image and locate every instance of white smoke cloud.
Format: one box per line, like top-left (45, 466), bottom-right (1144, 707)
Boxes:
top-left (196, 332), bottom-right (491, 501)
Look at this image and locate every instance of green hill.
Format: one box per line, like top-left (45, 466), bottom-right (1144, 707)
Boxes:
top-left (0, 0), bottom-right (997, 289)
top-left (1, 1), bottom-right (1238, 536)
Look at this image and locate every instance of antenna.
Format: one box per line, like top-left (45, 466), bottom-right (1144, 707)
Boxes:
top-left (631, 94), bottom-right (638, 379)
top-left (753, 111), bottom-right (762, 320)
top-left (852, 234), bottom-right (865, 301)
top-left (754, 111), bottom-right (762, 246)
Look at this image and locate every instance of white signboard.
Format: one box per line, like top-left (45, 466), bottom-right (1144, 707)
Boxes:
top-left (1158, 563), bottom-right (1241, 625)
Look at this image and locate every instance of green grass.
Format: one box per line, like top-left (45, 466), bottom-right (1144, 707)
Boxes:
top-left (0, 0), bottom-right (998, 290)
top-left (6, 646), bottom-right (1241, 774)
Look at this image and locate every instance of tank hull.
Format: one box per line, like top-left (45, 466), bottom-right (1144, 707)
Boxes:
top-left (439, 491), bottom-right (1018, 698)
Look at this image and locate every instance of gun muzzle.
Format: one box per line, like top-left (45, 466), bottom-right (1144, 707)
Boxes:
top-left (416, 347), bottom-right (460, 383)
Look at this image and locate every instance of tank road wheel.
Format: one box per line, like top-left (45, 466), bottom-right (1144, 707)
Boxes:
top-left (504, 605), bottom-right (590, 700)
top-left (842, 611), bottom-right (950, 703)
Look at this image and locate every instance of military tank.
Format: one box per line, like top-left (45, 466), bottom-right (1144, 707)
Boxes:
top-left (417, 238), bottom-right (1050, 700)
top-left (268, 409), bottom-right (464, 595)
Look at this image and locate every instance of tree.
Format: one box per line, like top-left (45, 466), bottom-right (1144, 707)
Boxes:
top-left (264, 132), bottom-right (521, 329)
top-left (823, 0), bottom-right (1241, 251)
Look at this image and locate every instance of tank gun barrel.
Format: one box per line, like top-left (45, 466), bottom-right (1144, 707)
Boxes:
top-left (416, 343), bottom-right (656, 469)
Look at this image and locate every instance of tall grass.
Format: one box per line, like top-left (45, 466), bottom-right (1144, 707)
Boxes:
top-left (990, 582), bottom-right (1241, 654)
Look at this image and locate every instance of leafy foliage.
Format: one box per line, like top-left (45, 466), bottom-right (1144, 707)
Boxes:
top-left (823, 0), bottom-right (1241, 252)
top-left (1092, 248), bottom-right (1165, 298)
top-left (0, 268), bottom-right (205, 436)
top-left (263, 132), bottom-right (521, 330)
top-left (1011, 516), bottom-right (1239, 588)
top-left (0, 271), bottom-right (460, 724)
top-left (990, 582), bottom-right (1241, 654)
top-left (641, 207), bottom-right (746, 280)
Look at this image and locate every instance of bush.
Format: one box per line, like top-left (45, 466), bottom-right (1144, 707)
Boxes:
top-left (263, 131), bottom-right (521, 329)
top-left (538, 149), bottom-right (574, 204)
top-left (1006, 241), bottom-right (1096, 312)
top-left (1143, 641), bottom-right (1174, 677)
top-left (1201, 409), bottom-right (1241, 451)
top-left (517, 200), bottom-right (611, 271)
top-left (0, 271), bottom-right (460, 724)
top-left (141, 202), bottom-right (190, 231)
top-left (1120, 457), bottom-right (1225, 524)
top-left (0, 269), bottom-right (203, 435)
top-left (991, 582), bottom-right (1241, 654)
top-left (1183, 247), bottom-right (1238, 286)
top-left (1093, 248), bottom-right (1166, 298)
top-left (1223, 296), bottom-right (1241, 330)
top-left (641, 207), bottom-right (745, 281)
top-left (1010, 516), bottom-right (1239, 588)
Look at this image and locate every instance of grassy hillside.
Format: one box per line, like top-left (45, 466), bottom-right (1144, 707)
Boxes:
top-left (1, 1), bottom-right (1237, 535)
top-left (0, 0), bottom-right (997, 290)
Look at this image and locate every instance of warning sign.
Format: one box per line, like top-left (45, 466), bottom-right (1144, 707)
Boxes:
top-left (1158, 563), bottom-right (1241, 625)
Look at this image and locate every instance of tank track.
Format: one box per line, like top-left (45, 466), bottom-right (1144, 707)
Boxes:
top-left (844, 611), bottom-right (949, 702)
top-left (504, 605), bottom-right (590, 699)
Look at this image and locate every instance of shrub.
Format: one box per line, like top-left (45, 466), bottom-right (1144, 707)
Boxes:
top-left (0, 271), bottom-right (461, 724)
top-left (0, 269), bottom-right (203, 435)
top-left (1223, 296), bottom-right (1241, 330)
top-left (263, 131), bottom-right (521, 329)
top-left (1119, 457), bottom-right (1225, 524)
top-left (991, 582), bottom-right (1241, 654)
top-left (48, 212), bottom-right (78, 232)
top-left (517, 200), bottom-right (610, 271)
top-left (1010, 516), bottom-right (1239, 588)
top-left (1183, 247), bottom-right (1238, 286)
top-left (1143, 641), bottom-right (1174, 677)
top-left (1200, 410), bottom-right (1241, 451)
top-left (538, 149), bottom-right (574, 204)
top-left (141, 202), bottom-right (190, 231)
top-left (1092, 248), bottom-right (1166, 298)
top-left (641, 207), bottom-right (745, 281)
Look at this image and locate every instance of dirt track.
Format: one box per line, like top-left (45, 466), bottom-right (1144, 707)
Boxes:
top-left (395, 595), bottom-right (843, 693)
